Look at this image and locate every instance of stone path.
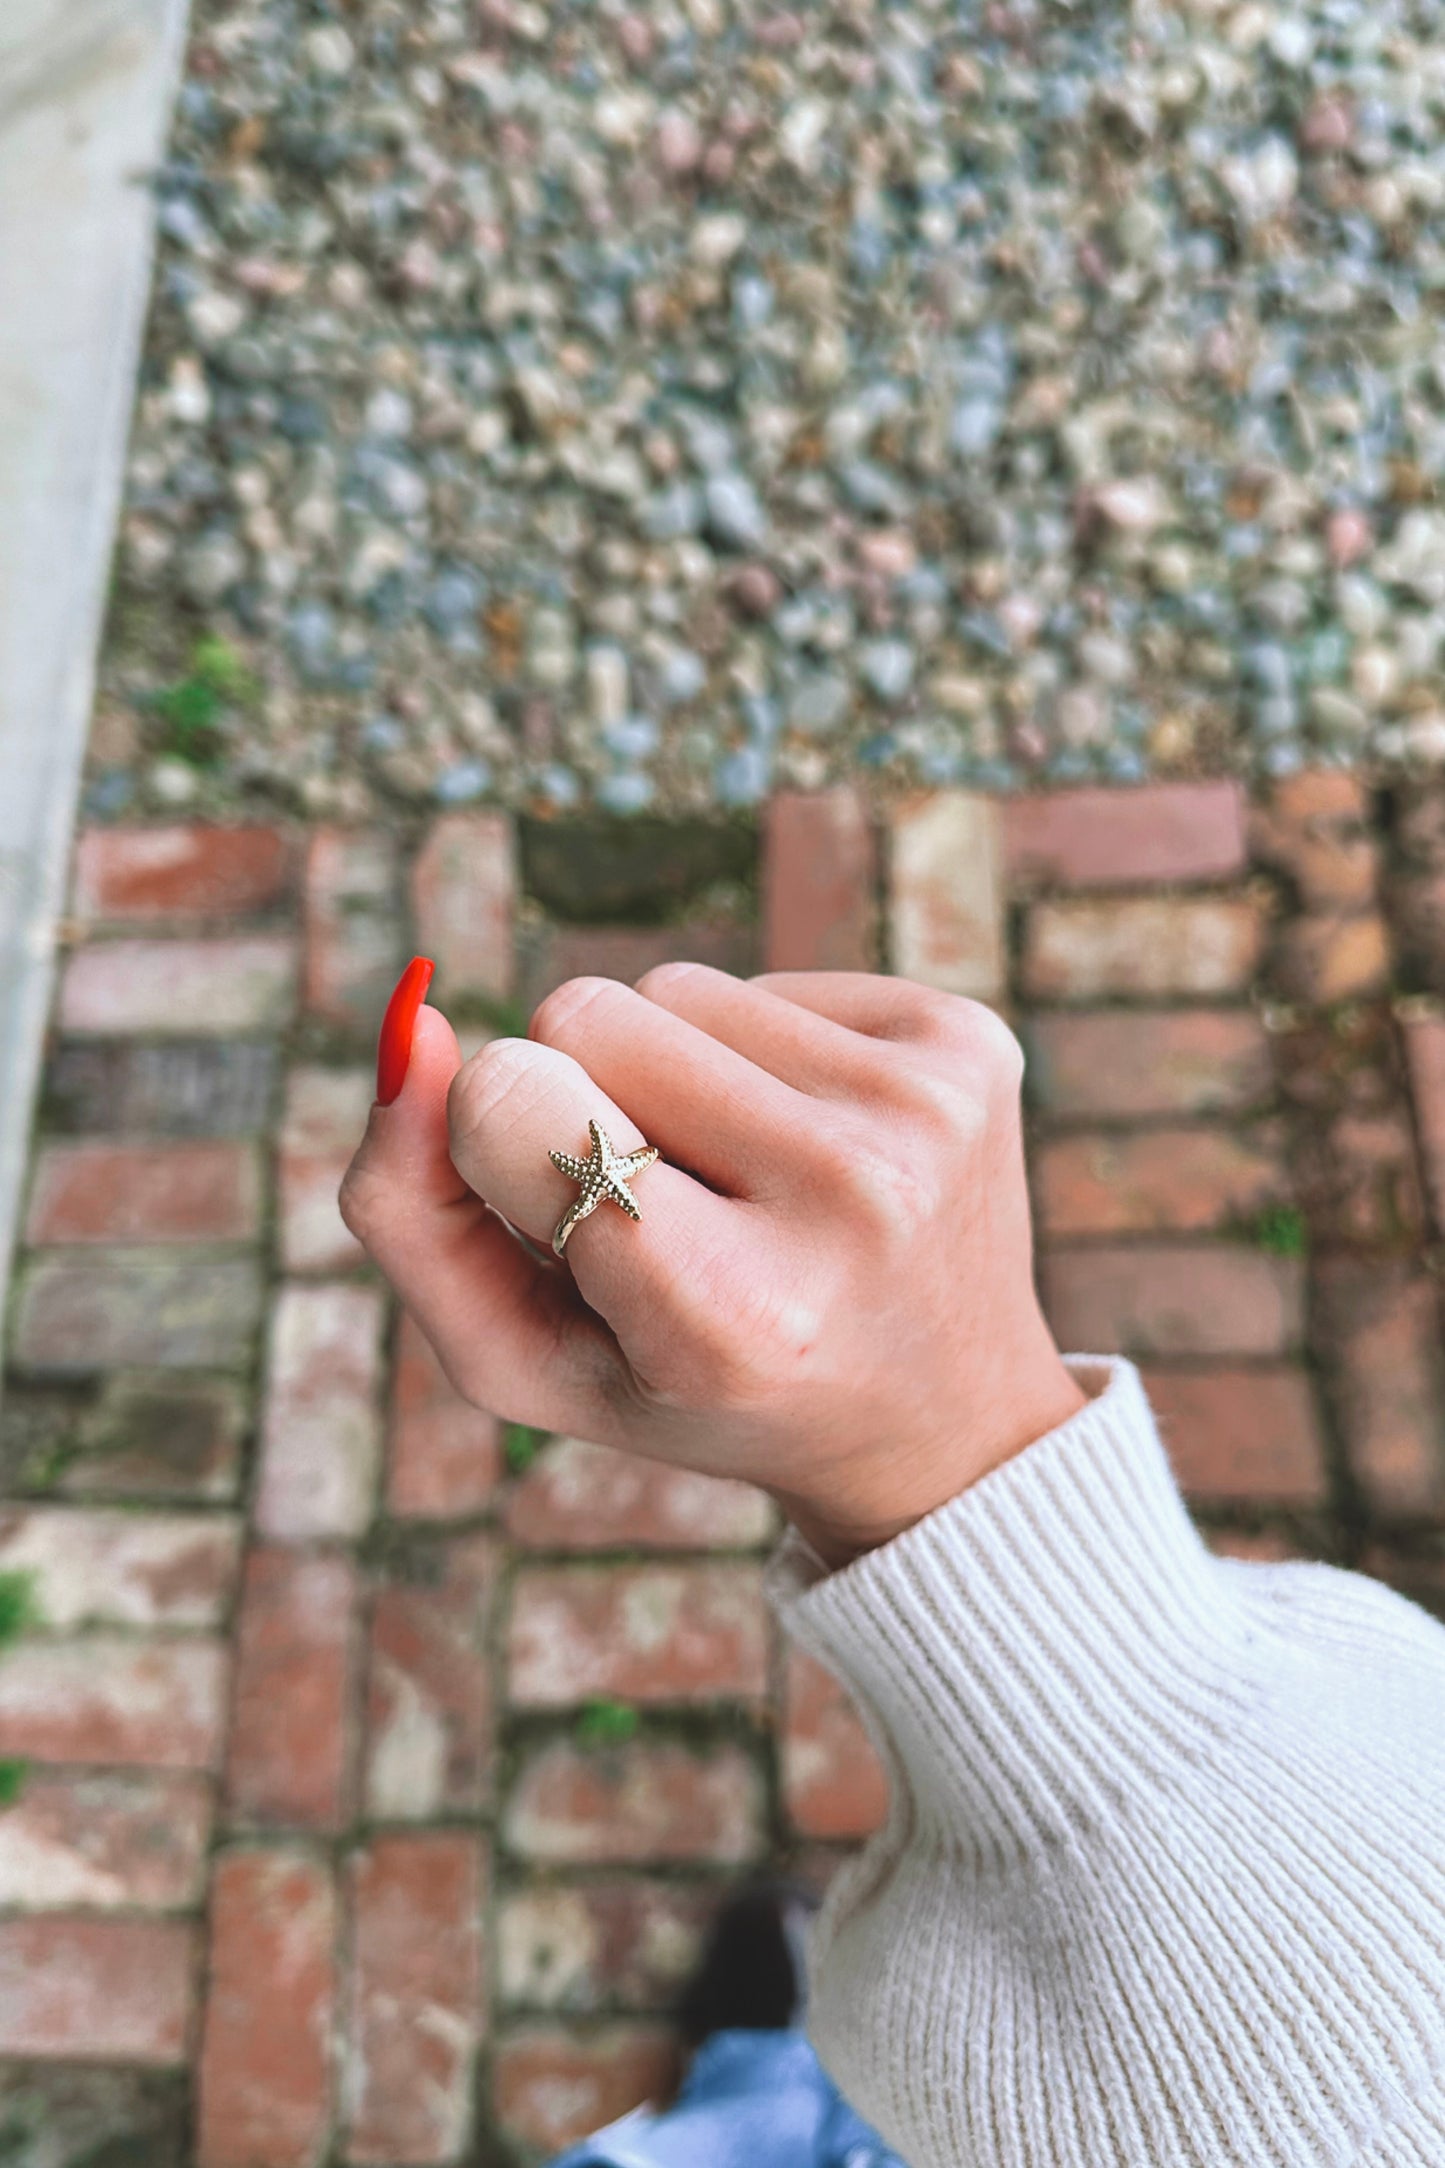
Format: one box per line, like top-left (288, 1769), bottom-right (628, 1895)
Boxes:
top-left (2, 776), bottom-right (1445, 2162)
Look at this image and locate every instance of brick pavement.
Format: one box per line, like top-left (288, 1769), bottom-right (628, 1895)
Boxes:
top-left (2, 778), bottom-right (1445, 2162)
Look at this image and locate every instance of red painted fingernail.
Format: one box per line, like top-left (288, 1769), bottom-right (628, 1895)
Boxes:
top-left (376, 956), bottom-right (435, 1106)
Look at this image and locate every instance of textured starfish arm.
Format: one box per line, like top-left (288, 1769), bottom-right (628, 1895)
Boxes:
top-left (615, 1146), bottom-right (661, 1178)
top-left (604, 1178), bottom-right (643, 1220)
top-left (549, 1150), bottom-right (591, 1180)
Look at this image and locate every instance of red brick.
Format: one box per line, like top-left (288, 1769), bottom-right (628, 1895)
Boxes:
top-left (518, 916), bottom-right (754, 1013)
top-left (59, 937), bottom-right (298, 1034)
top-left (26, 1372), bottom-right (247, 1503)
top-left (226, 1549), bottom-right (359, 1833)
top-left (493, 2023), bottom-right (676, 2154)
top-left (412, 812), bottom-right (516, 1003)
top-left (342, 1833), bottom-right (484, 2165)
top-left (1004, 782), bottom-right (1247, 892)
top-left (278, 1068), bottom-right (372, 1274)
top-left (0, 1507), bottom-right (241, 1628)
top-left (363, 1534), bottom-right (496, 1821)
top-left (504, 1741), bottom-right (764, 1866)
top-left (1034, 1126), bottom-right (1288, 1237)
top-left (1249, 772), bottom-right (1379, 912)
top-left (72, 826), bottom-right (294, 924)
top-left (11, 1253), bottom-right (263, 1373)
top-left (1296, 1108), bottom-right (1425, 1251)
top-left (0, 1639), bottom-right (228, 1768)
top-left (1207, 1529), bottom-right (1310, 1565)
top-left (508, 1564), bottom-right (768, 1708)
top-left (255, 1285), bottom-right (385, 1541)
top-left (496, 1879), bottom-right (713, 2014)
top-left (783, 1649), bottom-right (889, 1841)
top-left (1040, 1243), bottom-right (1304, 1359)
top-left (1314, 1259), bottom-right (1445, 1516)
top-left (303, 829), bottom-right (403, 1030)
top-left (386, 1312), bottom-right (502, 1521)
top-left (1022, 1009), bottom-right (1274, 1122)
top-left (1140, 1366), bottom-right (1328, 1505)
top-left (1021, 896), bottom-right (1264, 1002)
top-left (26, 1140), bottom-right (262, 1246)
top-left (1270, 913), bottom-right (1391, 1005)
top-left (1403, 1015), bottom-right (1445, 1236)
top-left (504, 1436), bottom-right (773, 1552)
top-left (887, 793), bottom-right (1004, 1001)
top-left (0, 1771), bottom-right (212, 1910)
top-left (197, 1849), bottom-right (336, 2168)
top-left (1359, 1544), bottom-right (1445, 1619)
top-left (0, 1918), bottom-right (194, 2062)
top-left (763, 789), bottom-right (877, 971)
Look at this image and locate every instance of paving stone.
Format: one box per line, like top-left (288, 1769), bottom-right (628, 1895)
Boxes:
top-left (342, 1832), bottom-right (484, 2166)
top-left (10, 1253), bottom-right (264, 1374)
top-left (1270, 913), bottom-right (1392, 1005)
top-left (508, 1563), bottom-right (769, 1708)
top-left (43, 1038), bottom-right (280, 1138)
top-left (1021, 1010), bottom-right (1274, 1122)
top-left (72, 826), bottom-right (294, 924)
top-left (363, 1533), bottom-right (496, 1822)
top-left (1003, 782), bottom-right (1247, 892)
top-left (0, 1771), bottom-right (212, 1911)
top-left (887, 792), bottom-right (1004, 1002)
top-left (1034, 1127), bottom-right (1288, 1237)
top-left (0, 1639), bottom-right (229, 1769)
top-left (303, 829), bottom-right (403, 1032)
top-left (0, 1919), bottom-right (195, 2063)
top-left (1140, 1367), bottom-right (1329, 1507)
top-left (278, 1068), bottom-right (372, 1274)
top-left (504, 1740), bottom-right (764, 1867)
top-left (386, 1312), bottom-right (502, 1521)
top-left (783, 1650), bottom-right (889, 1842)
top-left (1021, 896), bottom-right (1264, 1002)
top-left (0, 2064), bottom-right (187, 2168)
top-left (225, 1549), bottom-right (359, 1834)
top-left (503, 1436), bottom-right (773, 1552)
top-left (25, 1139), bottom-right (262, 1246)
top-left (492, 2023), bottom-right (676, 2155)
top-left (255, 1285), bottom-right (385, 1541)
top-left (1313, 1259), bottom-right (1445, 1516)
top-left (412, 812), bottom-right (516, 1004)
top-left (196, 1849), bottom-right (336, 2168)
top-left (0, 1372), bottom-right (247, 1503)
top-left (517, 915), bottom-right (755, 1014)
top-left (0, 1507), bottom-right (241, 1629)
top-left (1249, 772), bottom-right (1380, 912)
top-left (58, 938), bottom-right (298, 1035)
top-left (1040, 1244), bottom-right (1304, 1359)
top-left (1402, 1015), bottom-right (1445, 1236)
top-left (762, 789), bottom-right (877, 971)
top-left (496, 1879), bottom-right (713, 2015)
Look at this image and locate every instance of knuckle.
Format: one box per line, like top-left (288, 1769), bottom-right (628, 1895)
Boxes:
top-left (530, 975), bottom-right (619, 1047)
top-left (634, 958), bottom-right (703, 1003)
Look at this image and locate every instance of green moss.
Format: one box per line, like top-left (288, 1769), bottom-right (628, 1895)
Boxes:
top-left (0, 1762), bottom-right (26, 1809)
top-left (1251, 1204), bottom-right (1308, 1259)
top-left (574, 1698), bottom-right (640, 1749)
top-left (0, 1570), bottom-right (38, 1645)
top-left (503, 1423), bottom-right (547, 1476)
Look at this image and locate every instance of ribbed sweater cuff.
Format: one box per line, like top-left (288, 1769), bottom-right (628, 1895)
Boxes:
top-left (769, 1356), bottom-right (1258, 1852)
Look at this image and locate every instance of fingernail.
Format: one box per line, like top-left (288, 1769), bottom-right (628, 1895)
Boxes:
top-left (376, 956), bottom-right (435, 1106)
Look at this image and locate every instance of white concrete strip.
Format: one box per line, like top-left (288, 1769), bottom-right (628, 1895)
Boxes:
top-left (0, 0), bottom-right (190, 1331)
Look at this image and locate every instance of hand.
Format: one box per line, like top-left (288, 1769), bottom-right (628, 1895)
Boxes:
top-left (340, 966), bottom-right (1083, 1567)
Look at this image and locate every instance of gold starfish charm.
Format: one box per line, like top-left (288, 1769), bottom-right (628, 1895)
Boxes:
top-left (549, 1119), bottom-right (660, 1257)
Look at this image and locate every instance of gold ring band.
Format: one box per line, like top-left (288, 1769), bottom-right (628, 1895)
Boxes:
top-left (549, 1118), bottom-right (660, 1259)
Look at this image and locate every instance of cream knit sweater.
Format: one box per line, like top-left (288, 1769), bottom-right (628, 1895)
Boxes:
top-left (769, 1357), bottom-right (1445, 2167)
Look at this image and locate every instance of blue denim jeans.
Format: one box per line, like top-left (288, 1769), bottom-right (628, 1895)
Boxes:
top-left (549, 2028), bottom-right (907, 2168)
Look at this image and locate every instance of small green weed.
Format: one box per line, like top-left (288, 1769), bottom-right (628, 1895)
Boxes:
top-left (0, 1570), bottom-right (38, 1644)
top-left (0, 1762), bottom-right (27, 1809)
top-left (575, 1698), bottom-right (640, 1749)
top-left (1252, 1205), bottom-right (1308, 1259)
top-left (503, 1422), bottom-right (547, 1476)
top-left (148, 635), bottom-right (259, 764)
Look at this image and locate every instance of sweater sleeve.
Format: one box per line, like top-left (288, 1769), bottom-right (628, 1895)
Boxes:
top-left (767, 1356), bottom-right (1445, 2168)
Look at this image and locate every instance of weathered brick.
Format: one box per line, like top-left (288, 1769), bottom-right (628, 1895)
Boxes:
top-left (1270, 913), bottom-right (1392, 1005)
top-left (363, 1534), bottom-right (496, 1822)
top-left (508, 1564), bottom-right (769, 1708)
top-left (386, 1311), bottom-right (502, 1520)
top-left (492, 2024), bottom-right (676, 2155)
top-left (1207, 1528), bottom-right (1310, 1565)
top-left (1403, 1014), bottom-right (1445, 1236)
top-left (255, 1285), bottom-right (385, 1541)
top-left (25, 1139), bottom-right (262, 1247)
top-left (0, 1507), bottom-right (241, 1628)
top-left (1034, 1127), bottom-right (1287, 1237)
top-left (517, 916), bottom-right (754, 1014)
top-left (1314, 1259), bottom-right (1445, 1516)
top-left (0, 1639), bottom-right (229, 1769)
top-left (342, 1833), bottom-right (484, 2165)
top-left (1, 1371), bottom-right (247, 1502)
top-left (496, 1880), bottom-right (713, 2014)
top-left (197, 1849), bottom-right (336, 2168)
top-left (0, 2066), bottom-right (187, 2167)
top-left (59, 937), bottom-right (298, 1035)
top-left (1360, 1543), bottom-right (1445, 1620)
top-left (303, 829), bottom-right (403, 1031)
top-left (1296, 1108), bottom-right (1425, 1251)
top-left (44, 1038), bottom-right (280, 1138)
top-left (0, 1771), bottom-right (211, 1910)
top-left (226, 1549), bottom-right (359, 1833)
top-left (887, 793), bottom-right (1004, 1001)
top-left (0, 1919), bottom-right (194, 2062)
top-left (1004, 782), bottom-right (1247, 892)
top-left (1140, 1366), bottom-right (1328, 1505)
top-left (763, 789), bottom-right (877, 971)
top-left (278, 1068), bottom-right (372, 1274)
top-left (1022, 1009), bottom-right (1274, 1122)
top-left (412, 812), bottom-right (516, 1003)
top-left (504, 1741), bottom-right (764, 1866)
top-left (504, 1436), bottom-right (773, 1552)
top-left (10, 1253), bottom-right (264, 1373)
top-left (1021, 896), bottom-right (1264, 1002)
top-left (1040, 1243), bottom-right (1304, 1359)
top-left (1249, 772), bottom-right (1380, 912)
top-left (783, 1650), bottom-right (889, 1842)
top-left (72, 826), bottom-right (294, 924)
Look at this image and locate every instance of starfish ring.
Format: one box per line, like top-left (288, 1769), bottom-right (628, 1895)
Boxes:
top-left (549, 1118), bottom-right (661, 1258)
